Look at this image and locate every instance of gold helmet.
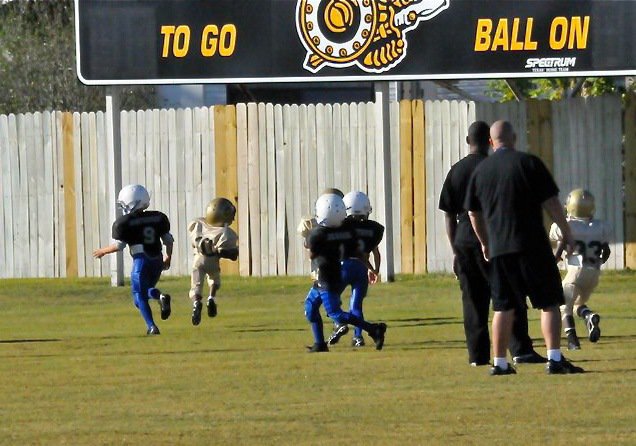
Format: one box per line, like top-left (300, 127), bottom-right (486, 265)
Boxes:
top-left (565, 188), bottom-right (595, 219)
top-left (205, 198), bottom-right (236, 226)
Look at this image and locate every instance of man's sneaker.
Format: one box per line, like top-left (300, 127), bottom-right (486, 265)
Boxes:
top-left (545, 357), bottom-right (584, 374)
top-left (307, 342), bottom-right (329, 353)
top-left (586, 313), bottom-right (601, 343)
top-left (512, 351), bottom-right (547, 365)
top-left (207, 297), bottom-right (218, 318)
top-left (147, 325), bottom-right (160, 335)
top-left (159, 294), bottom-right (171, 320)
top-left (567, 330), bottom-right (581, 350)
top-left (351, 336), bottom-right (365, 347)
top-left (470, 361), bottom-right (490, 367)
top-left (327, 324), bottom-right (349, 345)
top-left (192, 300), bottom-right (203, 326)
top-left (369, 323), bottom-right (387, 350)
top-left (489, 364), bottom-right (517, 375)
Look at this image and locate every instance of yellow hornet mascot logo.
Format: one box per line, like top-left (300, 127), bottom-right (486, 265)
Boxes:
top-left (296, 0), bottom-right (450, 73)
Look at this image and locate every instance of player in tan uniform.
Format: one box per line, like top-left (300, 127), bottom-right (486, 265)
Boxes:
top-left (550, 189), bottom-right (611, 350)
top-left (188, 198), bottom-right (239, 326)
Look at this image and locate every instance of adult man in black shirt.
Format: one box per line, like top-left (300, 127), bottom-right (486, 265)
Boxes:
top-left (465, 120), bottom-right (583, 375)
top-left (439, 121), bottom-right (544, 366)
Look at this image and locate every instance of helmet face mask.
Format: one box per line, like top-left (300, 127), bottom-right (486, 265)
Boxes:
top-left (565, 188), bottom-right (595, 219)
top-left (205, 198), bottom-right (236, 226)
top-left (117, 184), bottom-right (150, 215)
top-left (315, 193), bottom-right (347, 228)
top-left (343, 191), bottom-right (372, 219)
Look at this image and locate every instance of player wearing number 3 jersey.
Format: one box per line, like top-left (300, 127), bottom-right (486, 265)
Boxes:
top-left (327, 191), bottom-right (384, 348)
top-left (549, 189), bottom-right (611, 350)
top-left (94, 184), bottom-right (174, 335)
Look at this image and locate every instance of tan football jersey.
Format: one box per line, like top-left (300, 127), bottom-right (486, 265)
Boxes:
top-left (549, 218), bottom-right (612, 269)
top-left (188, 218), bottom-right (238, 254)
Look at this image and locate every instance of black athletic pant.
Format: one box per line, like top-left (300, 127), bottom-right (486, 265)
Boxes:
top-left (455, 244), bottom-right (535, 364)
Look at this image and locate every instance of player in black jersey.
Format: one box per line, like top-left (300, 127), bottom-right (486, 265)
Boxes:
top-left (93, 184), bottom-right (174, 335)
top-left (303, 193), bottom-right (387, 352)
top-left (326, 191), bottom-right (384, 348)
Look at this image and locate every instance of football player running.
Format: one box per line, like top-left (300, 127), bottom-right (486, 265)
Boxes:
top-left (187, 198), bottom-right (239, 326)
top-left (297, 188), bottom-right (345, 281)
top-left (93, 184), bottom-right (173, 335)
top-left (304, 193), bottom-right (387, 352)
top-left (550, 189), bottom-right (612, 350)
top-left (327, 191), bottom-right (384, 348)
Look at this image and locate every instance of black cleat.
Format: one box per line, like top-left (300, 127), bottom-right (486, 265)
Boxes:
top-left (567, 330), bottom-right (581, 350)
top-left (369, 323), bottom-right (387, 350)
top-left (307, 342), bottom-right (329, 353)
top-left (512, 351), bottom-right (547, 365)
top-left (160, 294), bottom-right (171, 320)
top-left (192, 300), bottom-right (203, 326)
top-left (489, 364), bottom-right (517, 375)
top-left (586, 313), bottom-right (601, 343)
top-left (327, 324), bottom-right (349, 345)
top-left (147, 325), bottom-right (160, 335)
top-left (351, 336), bottom-right (365, 347)
top-left (207, 297), bottom-right (217, 318)
top-left (545, 357), bottom-right (584, 374)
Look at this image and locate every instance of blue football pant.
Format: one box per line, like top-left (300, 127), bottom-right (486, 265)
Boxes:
top-left (130, 254), bottom-right (164, 330)
top-left (341, 259), bottom-right (369, 338)
top-left (304, 282), bottom-right (375, 345)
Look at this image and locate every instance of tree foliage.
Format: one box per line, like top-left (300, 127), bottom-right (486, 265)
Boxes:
top-left (0, 0), bottom-right (155, 114)
top-left (486, 77), bottom-right (634, 102)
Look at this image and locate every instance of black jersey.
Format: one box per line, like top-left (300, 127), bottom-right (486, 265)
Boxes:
top-left (344, 218), bottom-right (384, 256)
top-left (306, 225), bottom-right (356, 289)
top-left (112, 210), bottom-right (171, 257)
top-left (464, 148), bottom-right (558, 258)
top-left (438, 153), bottom-right (486, 247)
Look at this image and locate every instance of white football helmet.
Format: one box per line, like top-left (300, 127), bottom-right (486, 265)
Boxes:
top-left (117, 184), bottom-right (150, 215)
top-left (343, 191), bottom-right (372, 217)
top-left (315, 193), bottom-right (346, 228)
top-left (566, 188), bottom-right (595, 219)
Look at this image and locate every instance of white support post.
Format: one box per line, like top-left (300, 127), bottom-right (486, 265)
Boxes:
top-left (374, 82), bottom-right (395, 282)
top-left (106, 88), bottom-right (124, 286)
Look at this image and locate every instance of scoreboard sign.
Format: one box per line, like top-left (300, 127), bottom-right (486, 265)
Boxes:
top-left (75, 0), bottom-right (636, 85)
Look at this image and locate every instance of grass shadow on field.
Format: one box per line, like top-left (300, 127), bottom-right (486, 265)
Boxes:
top-left (589, 334), bottom-right (636, 345)
top-left (390, 338), bottom-right (467, 350)
top-left (386, 316), bottom-right (462, 327)
top-left (234, 327), bottom-right (306, 333)
top-left (0, 338), bottom-right (61, 344)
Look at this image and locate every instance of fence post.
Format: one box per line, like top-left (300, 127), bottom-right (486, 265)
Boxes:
top-left (625, 93), bottom-right (636, 269)
top-left (374, 82), bottom-right (395, 282)
top-left (106, 88), bottom-right (124, 286)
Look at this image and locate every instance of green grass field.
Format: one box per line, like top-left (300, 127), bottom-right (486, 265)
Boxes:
top-left (1, 272), bottom-right (635, 445)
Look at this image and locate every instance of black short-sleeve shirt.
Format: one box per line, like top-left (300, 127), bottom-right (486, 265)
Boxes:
top-left (112, 210), bottom-right (171, 257)
top-left (464, 148), bottom-right (558, 258)
top-left (438, 153), bottom-right (486, 247)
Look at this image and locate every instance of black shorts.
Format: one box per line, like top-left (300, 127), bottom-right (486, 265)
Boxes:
top-left (490, 251), bottom-right (565, 311)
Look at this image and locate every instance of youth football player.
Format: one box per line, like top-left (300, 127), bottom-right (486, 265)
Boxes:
top-left (303, 193), bottom-right (387, 352)
top-left (187, 197), bottom-right (239, 325)
top-left (327, 191), bottom-right (384, 348)
top-left (550, 188), bottom-right (611, 349)
top-left (93, 184), bottom-right (173, 335)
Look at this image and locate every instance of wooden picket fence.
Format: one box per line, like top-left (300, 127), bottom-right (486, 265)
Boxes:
top-left (1, 96), bottom-right (634, 279)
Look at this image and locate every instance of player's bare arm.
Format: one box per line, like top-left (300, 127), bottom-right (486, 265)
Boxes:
top-left (93, 244), bottom-right (121, 259)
